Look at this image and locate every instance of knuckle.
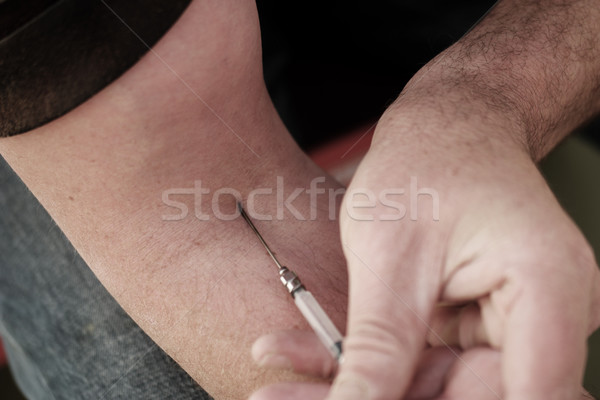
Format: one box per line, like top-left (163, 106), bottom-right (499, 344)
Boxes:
top-left (565, 235), bottom-right (597, 272)
top-left (345, 313), bottom-right (423, 365)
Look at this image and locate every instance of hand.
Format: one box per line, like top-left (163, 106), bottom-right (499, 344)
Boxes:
top-left (249, 101), bottom-right (600, 400)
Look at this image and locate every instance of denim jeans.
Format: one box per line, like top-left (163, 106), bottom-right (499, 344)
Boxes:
top-left (0, 155), bottom-right (211, 399)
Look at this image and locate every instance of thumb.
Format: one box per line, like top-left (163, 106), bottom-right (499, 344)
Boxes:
top-left (328, 240), bottom-right (441, 400)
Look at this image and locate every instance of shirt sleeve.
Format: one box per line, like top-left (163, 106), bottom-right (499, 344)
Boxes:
top-left (0, 0), bottom-right (191, 137)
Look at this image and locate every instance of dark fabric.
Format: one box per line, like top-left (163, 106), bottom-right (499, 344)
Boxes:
top-left (257, 0), bottom-right (600, 151)
top-left (3, 0), bottom-right (597, 146)
top-left (0, 155), bottom-right (212, 399)
top-left (0, 0), bottom-right (191, 137)
top-left (258, 0), bottom-right (499, 149)
top-left (0, 0), bottom-right (59, 39)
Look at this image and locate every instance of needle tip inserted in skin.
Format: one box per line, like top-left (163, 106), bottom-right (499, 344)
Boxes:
top-left (238, 201), bottom-right (284, 270)
top-left (237, 202), bottom-right (344, 363)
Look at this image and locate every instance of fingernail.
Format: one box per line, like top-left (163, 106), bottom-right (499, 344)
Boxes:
top-left (257, 353), bottom-right (293, 371)
top-left (327, 375), bottom-right (370, 400)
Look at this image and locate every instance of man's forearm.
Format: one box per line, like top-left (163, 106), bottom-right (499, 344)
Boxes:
top-left (394, 0), bottom-right (600, 160)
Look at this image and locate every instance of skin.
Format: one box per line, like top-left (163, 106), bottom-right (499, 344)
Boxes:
top-left (250, 0), bottom-right (600, 399)
top-left (0, 1), bottom-right (349, 398)
top-left (1, 0), bottom-right (600, 399)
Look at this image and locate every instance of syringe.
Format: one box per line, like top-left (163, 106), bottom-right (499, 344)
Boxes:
top-left (238, 202), bottom-right (344, 363)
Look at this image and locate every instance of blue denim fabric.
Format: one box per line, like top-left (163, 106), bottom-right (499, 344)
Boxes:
top-left (0, 156), bottom-right (211, 399)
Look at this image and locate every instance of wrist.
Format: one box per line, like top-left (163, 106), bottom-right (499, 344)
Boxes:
top-left (384, 6), bottom-right (600, 163)
top-left (372, 90), bottom-right (530, 164)
top-left (364, 96), bottom-right (540, 217)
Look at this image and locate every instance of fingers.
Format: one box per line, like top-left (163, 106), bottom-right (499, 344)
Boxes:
top-left (252, 331), bottom-right (461, 399)
top-left (325, 237), bottom-right (441, 400)
top-left (499, 260), bottom-right (591, 400)
top-left (444, 256), bottom-right (592, 399)
top-left (250, 330), bottom-right (596, 400)
top-left (252, 330), bottom-right (337, 378)
top-left (440, 224), bottom-right (595, 400)
top-left (434, 347), bottom-right (503, 400)
top-left (430, 346), bottom-right (594, 400)
top-left (249, 383), bottom-right (330, 400)
top-left (428, 302), bottom-right (493, 349)
top-left (581, 390), bottom-right (599, 400)
top-left (405, 346), bottom-right (460, 400)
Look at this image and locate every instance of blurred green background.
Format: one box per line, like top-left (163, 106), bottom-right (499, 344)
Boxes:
top-left (541, 134), bottom-right (600, 397)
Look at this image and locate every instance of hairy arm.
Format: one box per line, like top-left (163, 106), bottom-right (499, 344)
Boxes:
top-left (0, 1), bottom-right (347, 398)
top-left (327, 1), bottom-right (600, 399)
top-left (394, 0), bottom-right (600, 158)
top-left (249, 1), bottom-right (600, 399)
